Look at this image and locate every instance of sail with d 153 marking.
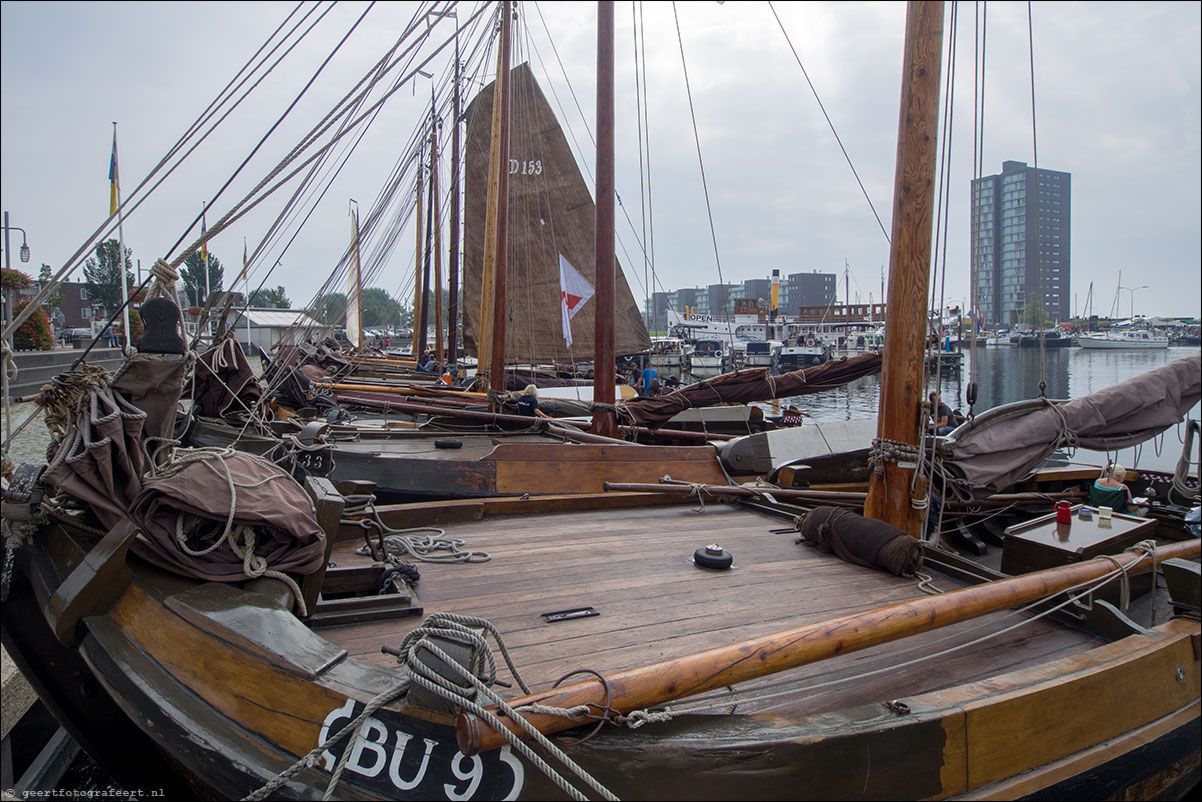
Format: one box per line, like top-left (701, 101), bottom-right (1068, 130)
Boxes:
top-left (462, 62), bottom-right (650, 362)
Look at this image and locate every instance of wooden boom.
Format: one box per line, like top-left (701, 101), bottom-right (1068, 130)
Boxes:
top-left (456, 537), bottom-right (1200, 755)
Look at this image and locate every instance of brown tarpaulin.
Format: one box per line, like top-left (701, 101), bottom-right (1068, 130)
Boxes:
top-left (623, 353), bottom-right (883, 429)
top-left (942, 354), bottom-right (1201, 501)
top-left (40, 352), bottom-right (327, 582)
top-left (128, 450), bottom-right (327, 582)
top-left (42, 384), bottom-right (149, 531)
top-left (188, 338), bottom-right (263, 420)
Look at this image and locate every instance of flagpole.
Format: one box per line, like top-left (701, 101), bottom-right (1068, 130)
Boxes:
top-left (112, 123), bottom-right (131, 350)
top-left (202, 203), bottom-right (211, 301)
top-left (243, 237), bottom-right (250, 352)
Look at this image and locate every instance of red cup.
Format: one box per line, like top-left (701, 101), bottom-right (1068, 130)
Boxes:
top-left (1055, 500), bottom-right (1072, 523)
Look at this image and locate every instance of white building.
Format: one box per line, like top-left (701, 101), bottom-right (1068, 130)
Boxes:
top-left (225, 308), bottom-right (329, 351)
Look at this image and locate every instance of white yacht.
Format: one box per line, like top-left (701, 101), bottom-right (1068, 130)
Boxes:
top-left (1076, 329), bottom-right (1169, 349)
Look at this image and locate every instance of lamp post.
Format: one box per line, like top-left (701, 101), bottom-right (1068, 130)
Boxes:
top-left (1119, 284), bottom-right (1148, 322)
top-left (2, 210), bottom-right (33, 348)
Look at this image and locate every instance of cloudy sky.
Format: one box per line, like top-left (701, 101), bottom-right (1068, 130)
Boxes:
top-left (2, 1), bottom-right (1199, 322)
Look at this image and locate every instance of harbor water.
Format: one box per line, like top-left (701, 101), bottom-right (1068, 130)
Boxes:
top-left (781, 344), bottom-right (1202, 475)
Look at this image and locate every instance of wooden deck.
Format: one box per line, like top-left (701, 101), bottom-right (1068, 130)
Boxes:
top-left (320, 502), bottom-right (1103, 719)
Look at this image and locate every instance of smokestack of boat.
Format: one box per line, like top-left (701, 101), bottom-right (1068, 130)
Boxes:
top-left (770, 269), bottom-right (780, 321)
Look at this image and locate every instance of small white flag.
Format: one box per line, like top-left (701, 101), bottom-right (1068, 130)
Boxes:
top-left (559, 253), bottom-right (595, 349)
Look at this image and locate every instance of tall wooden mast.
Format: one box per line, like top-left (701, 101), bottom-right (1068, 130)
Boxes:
top-left (447, 26), bottom-right (461, 367)
top-left (432, 115), bottom-right (445, 362)
top-left (488, 0), bottom-right (513, 398)
top-left (418, 93), bottom-right (436, 359)
top-left (413, 163), bottom-right (425, 353)
top-left (863, 1), bottom-right (944, 536)
top-left (590, 0), bottom-right (617, 437)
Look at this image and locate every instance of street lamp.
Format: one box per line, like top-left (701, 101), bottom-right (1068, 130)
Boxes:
top-left (2, 211), bottom-right (32, 267)
top-left (1119, 284), bottom-right (1148, 322)
top-left (2, 210), bottom-right (33, 349)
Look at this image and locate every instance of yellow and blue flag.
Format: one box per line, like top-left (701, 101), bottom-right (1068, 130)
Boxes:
top-left (108, 132), bottom-right (119, 215)
top-left (201, 212), bottom-right (208, 263)
top-left (241, 239), bottom-right (248, 282)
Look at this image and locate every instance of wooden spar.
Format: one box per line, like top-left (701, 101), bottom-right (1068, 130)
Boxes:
top-left (413, 163), bottom-right (425, 354)
top-left (457, 536), bottom-right (1201, 755)
top-left (432, 115), bottom-right (445, 362)
top-left (448, 24), bottom-right (461, 366)
top-left (313, 381), bottom-right (486, 398)
top-left (590, 0), bottom-right (617, 437)
top-left (864, 1), bottom-right (944, 536)
top-left (418, 96), bottom-right (437, 359)
top-left (475, 32), bottom-right (505, 381)
top-left (489, 1), bottom-right (513, 401)
top-left (604, 481), bottom-right (1083, 506)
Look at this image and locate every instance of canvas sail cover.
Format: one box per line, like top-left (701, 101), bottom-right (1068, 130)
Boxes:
top-left (623, 353), bottom-right (884, 429)
top-left (345, 209), bottom-right (363, 350)
top-left (941, 354), bottom-right (1200, 501)
top-left (462, 62), bottom-right (651, 362)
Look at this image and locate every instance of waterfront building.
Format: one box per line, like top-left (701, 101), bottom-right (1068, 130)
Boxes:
top-left (782, 271), bottom-right (837, 312)
top-left (643, 270), bottom-right (839, 331)
top-left (972, 160), bottom-right (1071, 327)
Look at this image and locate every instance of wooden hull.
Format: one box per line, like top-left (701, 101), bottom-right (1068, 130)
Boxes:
top-left (188, 418), bottom-right (729, 503)
top-left (5, 496), bottom-right (1198, 801)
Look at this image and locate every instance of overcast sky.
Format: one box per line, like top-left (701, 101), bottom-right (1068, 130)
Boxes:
top-left (2, 1), bottom-right (1199, 322)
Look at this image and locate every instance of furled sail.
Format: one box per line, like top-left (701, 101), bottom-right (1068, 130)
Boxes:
top-left (623, 353), bottom-right (883, 429)
top-left (462, 62), bottom-right (651, 362)
top-left (941, 354), bottom-right (1201, 501)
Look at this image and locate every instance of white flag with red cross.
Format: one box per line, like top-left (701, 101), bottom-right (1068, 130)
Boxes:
top-left (559, 253), bottom-right (594, 349)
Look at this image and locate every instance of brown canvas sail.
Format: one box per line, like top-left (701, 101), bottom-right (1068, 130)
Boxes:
top-left (462, 62), bottom-right (650, 363)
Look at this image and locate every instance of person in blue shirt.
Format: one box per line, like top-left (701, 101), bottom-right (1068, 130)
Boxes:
top-left (516, 384), bottom-right (549, 418)
top-left (638, 366), bottom-right (658, 397)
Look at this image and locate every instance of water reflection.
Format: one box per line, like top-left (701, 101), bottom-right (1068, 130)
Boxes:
top-left (782, 346), bottom-right (1201, 474)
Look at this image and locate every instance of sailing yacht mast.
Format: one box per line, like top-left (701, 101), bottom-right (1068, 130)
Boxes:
top-left (590, 0), bottom-right (617, 437)
top-left (863, 1), bottom-right (944, 537)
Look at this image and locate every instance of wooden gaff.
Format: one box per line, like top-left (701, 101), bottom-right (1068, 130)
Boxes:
top-left (456, 537), bottom-right (1200, 754)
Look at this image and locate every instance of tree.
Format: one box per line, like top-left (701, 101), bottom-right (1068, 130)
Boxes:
top-left (180, 251), bottom-right (224, 307)
top-left (310, 292), bottom-right (346, 325)
top-left (38, 263), bottom-right (63, 312)
top-left (361, 288), bottom-right (401, 327)
top-left (81, 239), bottom-right (134, 316)
top-left (12, 298), bottom-right (53, 350)
top-left (248, 286), bottom-right (290, 309)
top-left (1021, 293), bottom-right (1050, 330)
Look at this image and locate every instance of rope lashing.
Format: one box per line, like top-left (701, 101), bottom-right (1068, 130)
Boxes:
top-left (868, 437), bottom-right (921, 473)
top-left (392, 614), bottom-right (618, 802)
top-left (344, 492), bottom-right (490, 564)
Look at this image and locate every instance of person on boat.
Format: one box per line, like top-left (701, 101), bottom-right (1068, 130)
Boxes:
top-left (637, 365), bottom-right (658, 397)
top-left (1088, 464), bottom-right (1145, 514)
top-left (929, 391), bottom-right (955, 436)
top-left (417, 350), bottom-right (437, 372)
top-left (517, 384), bottom-right (549, 418)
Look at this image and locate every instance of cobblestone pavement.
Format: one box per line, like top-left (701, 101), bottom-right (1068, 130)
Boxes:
top-left (2, 399), bottom-right (53, 469)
